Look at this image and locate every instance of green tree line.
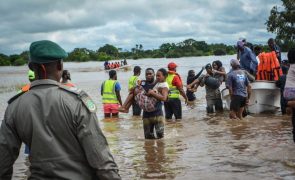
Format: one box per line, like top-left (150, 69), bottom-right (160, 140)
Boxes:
top-left (0, 39), bottom-right (272, 66)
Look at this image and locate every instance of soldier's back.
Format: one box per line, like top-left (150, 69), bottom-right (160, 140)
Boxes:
top-left (7, 79), bottom-right (98, 179)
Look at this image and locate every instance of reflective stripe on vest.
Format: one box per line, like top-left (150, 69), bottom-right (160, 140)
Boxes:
top-left (102, 80), bottom-right (118, 104)
top-left (166, 73), bottom-right (180, 98)
top-left (128, 75), bottom-right (138, 90)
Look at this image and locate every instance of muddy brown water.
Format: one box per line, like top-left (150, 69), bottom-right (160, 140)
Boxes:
top-left (1, 55), bottom-right (295, 180)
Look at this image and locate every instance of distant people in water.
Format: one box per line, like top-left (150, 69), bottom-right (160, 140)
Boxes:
top-left (61, 70), bottom-right (75, 87)
top-left (104, 60), bottom-right (128, 70)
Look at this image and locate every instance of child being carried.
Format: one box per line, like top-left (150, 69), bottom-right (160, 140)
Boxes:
top-left (119, 68), bottom-right (169, 113)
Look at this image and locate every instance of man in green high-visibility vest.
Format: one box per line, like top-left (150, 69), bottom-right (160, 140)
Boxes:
top-left (165, 62), bottom-right (188, 121)
top-left (128, 66), bottom-right (142, 116)
top-left (101, 70), bottom-right (123, 118)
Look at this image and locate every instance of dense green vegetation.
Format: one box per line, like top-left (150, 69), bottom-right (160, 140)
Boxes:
top-left (266, 0), bottom-right (295, 50)
top-left (63, 39), bottom-right (242, 62)
top-left (0, 38), bottom-right (272, 66)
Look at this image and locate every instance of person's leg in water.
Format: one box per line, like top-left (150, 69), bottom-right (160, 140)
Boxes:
top-left (237, 107), bottom-right (245, 120)
top-left (214, 98), bottom-right (224, 113)
top-left (103, 104), bottom-right (111, 118)
top-left (171, 98), bottom-right (182, 120)
top-left (111, 103), bottom-right (120, 117)
top-left (154, 116), bottom-right (165, 139)
top-left (206, 99), bottom-right (214, 114)
top-left (236, 96), bottom-right (246, 119)
top-left (143, 118), bottom-right (156, 139)
top-left (229, 95), bottom-right (240, 119)
top-left (164, 100), bottom-right (173, 121)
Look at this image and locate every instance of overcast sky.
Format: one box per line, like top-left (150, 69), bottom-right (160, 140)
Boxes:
top-left (0, 0), bottom-right (280, 55)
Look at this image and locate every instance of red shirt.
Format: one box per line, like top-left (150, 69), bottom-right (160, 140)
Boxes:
top-left (169, 71), bottom-right (183, 88)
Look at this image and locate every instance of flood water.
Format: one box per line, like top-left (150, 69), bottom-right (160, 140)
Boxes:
top-left (1, 55), bottom-right (295, 180)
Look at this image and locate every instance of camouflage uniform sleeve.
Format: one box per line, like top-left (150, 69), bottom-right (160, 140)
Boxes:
top-left (0, 108), bottom-right (22, 179)
top-left (73, 101), bottom-right (121, 180)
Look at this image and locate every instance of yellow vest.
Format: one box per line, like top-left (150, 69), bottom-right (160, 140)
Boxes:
top-left (128, 75), bottom-right (138, 90)
top-left (102, 80), bottom-right (118, 104)
top-left (166, 73), bottom-right (180, 99)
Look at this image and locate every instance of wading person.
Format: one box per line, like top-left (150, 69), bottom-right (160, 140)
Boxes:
top-left (0, 40), bottom-right (120, 179)
top-left (101, 70), bottom-right (122, 118)
top-left (187, 63), bottom-right (223, 114)
top-left (141, 68), bottom-right (169, 139)
top-left (237, 40), bottom-right (258, 76)
top-left (186, 68), bottom-right (204, 104)
top-left (282, 48), bottom-right (295, 142)
top-left (275, 60), bottom-right (289, 115)
top-left (165, 62), bottom-right (188, 121)
top-left (61, 69), bottom-right (75, 87)
top-left (226, 59), bottom-right (252, 120)
top-left (128, 66), bottom-right (142, 116)
top-left (268, 38), bottom-right (281, 64)
top-left (212, 60), bottom-right (226, 82)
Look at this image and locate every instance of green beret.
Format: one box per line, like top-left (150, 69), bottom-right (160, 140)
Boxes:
top-left (29, 40), bottom-right (68, 64)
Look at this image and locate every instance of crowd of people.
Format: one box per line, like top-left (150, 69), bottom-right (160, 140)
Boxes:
top-left (0, 39), bottom-right (294, 179)
top-left (104, 59), bottom-right (127, 70)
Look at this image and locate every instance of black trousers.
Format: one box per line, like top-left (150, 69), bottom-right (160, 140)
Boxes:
top-left (164, 98), bottom-right (182, 119)
top-left (132, 102), bottom-right (142, 116)
top-left (207, 98), bottom-right (223, 113)
top-left (281, 95), bottom-right (287, 114)
top-left (143, 116), bottom-right (164, 139)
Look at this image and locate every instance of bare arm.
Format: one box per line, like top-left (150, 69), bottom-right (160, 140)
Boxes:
top-left (187, 79), bottom-right (200, 89)
top-left (247, 84), bottom-right (252, 100)
top-left (115, 91), bottom-right (122, 106)
top-left (147, 87), bottom-right (169, 101)
top-left (244, 70), bottom-right (255, 82)
top-left (178, 86), bottom-right (188, 103)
